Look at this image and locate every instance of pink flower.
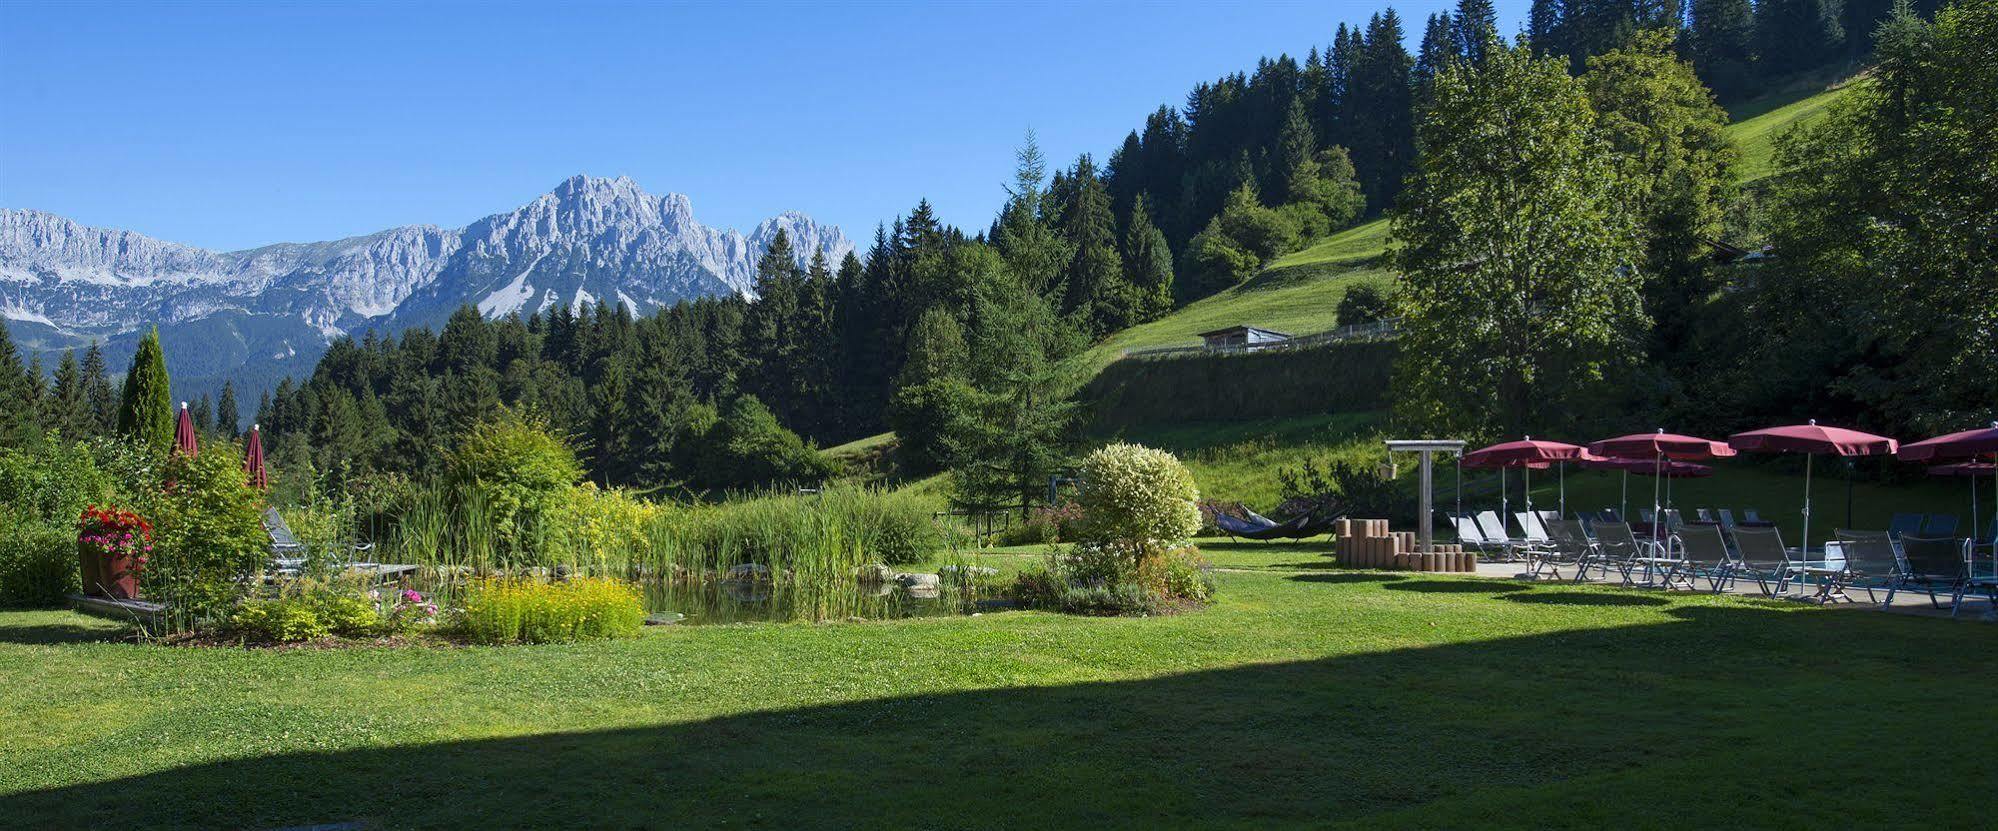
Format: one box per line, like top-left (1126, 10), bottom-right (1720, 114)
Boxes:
top-left (402, 590), bottom-right (423, 603)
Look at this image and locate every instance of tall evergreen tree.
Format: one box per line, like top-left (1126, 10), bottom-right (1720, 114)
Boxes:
top-left (1689, 0), bottom-right (1756, 99)
top-left (47, 349), bottom-right (92, 440)
top-left (1528, 0), bottom-right (1568, 54)
top-left (1347, 10), bottom-right (1417, 211)
top-left (81, 340), bottom-right (114, 434)
top-left (0, 320), bottom-right (32, 444)
top-left (117, 327), bottom-right (174, 456)
top-left (1121, 194), bottom-right (1176, 322)
top-left (216, 380), bottom-right (240, 439)
top-left (1756, 0), bottom-right (1844, 76)
top-left (993, 130), bottom-right (1071, 297)
top-left (191, 393), bottom-right (215, 434)
top-left (1056, 154), bottom-right (1133, 337)
top-left (1453, 0), bottom-right (1500, 65)
top-left (1416, 11), bottom-right (1459, 106)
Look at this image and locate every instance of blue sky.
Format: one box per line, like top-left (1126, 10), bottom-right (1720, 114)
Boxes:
top-left (0, 1), bottom-right (1525, 251)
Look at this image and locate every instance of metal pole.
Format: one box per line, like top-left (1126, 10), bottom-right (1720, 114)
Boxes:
top-left (1419, 450), bottom-right (1434, 554)
top-left (1801, 453), bottom-right (1814, 557)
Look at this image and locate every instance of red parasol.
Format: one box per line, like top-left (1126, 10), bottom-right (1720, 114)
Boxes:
top-left (1461, 438), bottom-right (1590, 519)
top-left (174, 402), bottom-right (199, 458)
top-left (1587, 430), bottom-right (1733, 549)
top-left (1728, 420), bottom-right (1897, 555)
top-left (1904, 423), bottom-right (1998, 550)
top-left (244, 424), bottom-right (268, 490)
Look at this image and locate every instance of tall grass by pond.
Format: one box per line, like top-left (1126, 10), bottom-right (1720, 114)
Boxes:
top-left (368, 483), bottom-right (953, 581)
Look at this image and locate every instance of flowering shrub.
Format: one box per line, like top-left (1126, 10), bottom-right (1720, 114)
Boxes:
top-left (230, 598), bottom-right (332, 643)
top-left (229, 587), bottom-right (439, 643)
top-left (1012, 541), bottom-right (1214, 615)
top-left (77, 505), bottom-right (154, 591)
top-left (372, 588), bottom-right (440, 634)
top-left (1075, 443), bottom-right (1203, 559)
top-left (457, 577), bottom-right (645, 644)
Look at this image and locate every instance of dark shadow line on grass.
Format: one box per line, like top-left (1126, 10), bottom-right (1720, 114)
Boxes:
top-left (1286, 572), bottom-right (1410, 584)
top-left (1382, 579), bottom-right (1534, 594)
top-left (1505, 592), bottom-right (1670, 607)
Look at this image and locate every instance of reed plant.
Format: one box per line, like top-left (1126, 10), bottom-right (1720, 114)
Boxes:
top-left (456, 577), bottom-right (645, 644)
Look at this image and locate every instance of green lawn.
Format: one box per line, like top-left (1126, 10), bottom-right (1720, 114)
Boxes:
top-left (1725, 78), bottom-right (1858, 182)
top-left (1096, 412), bottom-right (1387, 509)
top-left (5, 567), bottom-right (1994, 830)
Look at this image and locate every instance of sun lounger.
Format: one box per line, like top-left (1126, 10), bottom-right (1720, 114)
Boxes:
top-left (1887, 513), bottom-right (1925, 540)
top-left (1474, 511), bottom-right (1537, 561)
top-left (1668, 524), bottom-right (1732, 593)
top-left (1724, 525), bottom-right (1792, 596)
top-left (1535, 520), bottom-right (1595, 581)
top-left (1893, 535), bottom-right (1973, 616)
top-left (1922, 514), bottom-right (1959, 537)
top-left (1825, 530), bottom-right (1901, 606)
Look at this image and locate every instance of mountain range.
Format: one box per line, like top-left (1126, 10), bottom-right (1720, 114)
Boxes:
top-left (0, 175), bottom-right (852, 406)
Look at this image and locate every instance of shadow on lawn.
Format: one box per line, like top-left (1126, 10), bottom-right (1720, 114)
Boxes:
top-left (1286, 572), bottom-right (1407, 584)
top-left (1507, 591), bottom-right (1671, 607)
top-left (6, 604), bottom-right (1994, 830)
top-left (1383, 579), bottom-right (1533, 594)
top-left (0, 617), bottom-right (129, 646)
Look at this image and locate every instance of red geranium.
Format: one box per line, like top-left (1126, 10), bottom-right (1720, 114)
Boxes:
top-left (78, 505), bottom-right (154, 576)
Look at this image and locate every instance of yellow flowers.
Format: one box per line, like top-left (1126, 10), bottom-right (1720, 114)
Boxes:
top-left (458, 577), bottom-right (645, 644)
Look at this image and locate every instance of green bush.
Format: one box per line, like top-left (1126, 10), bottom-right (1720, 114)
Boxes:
top-left (146, 444), bottom-right (272, 628)
top-left (456, 578), bottom-right (646, 645)
top-left (0, 519), bottom-right (78, 607)
top-left (0, 436), bottom-right (116, 525)
top-left (444, 411), bottom-right (583, 568)
top-left (1076, 443), bottom-right (1202, 555)
top-left (230, 597), bottom-right (331, 643)
top-left (1011, 542), bottom-right (1214, 616)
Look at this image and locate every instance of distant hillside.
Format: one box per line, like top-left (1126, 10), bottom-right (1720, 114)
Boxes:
top-left (1725, 76), bottom-right (1863, 182)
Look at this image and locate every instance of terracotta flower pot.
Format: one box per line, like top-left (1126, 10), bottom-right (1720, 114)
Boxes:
top-left (98, 549), bottom-right (139, 600)
top-left (78, 544), bottom-right (106, 597)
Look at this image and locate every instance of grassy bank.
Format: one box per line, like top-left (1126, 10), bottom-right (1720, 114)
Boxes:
top-left (5, 568), bottom-right (1994, 829)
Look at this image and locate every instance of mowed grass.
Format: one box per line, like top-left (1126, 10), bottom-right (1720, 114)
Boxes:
top-left (1725, 78), bottom-right (1858, 182)
top-left (1097, 412), bottom-right (1387, 509)
top-left (1072, 223), bottom-right (1395, 375)
top-left (5, 569), bottom-right (1996, 830)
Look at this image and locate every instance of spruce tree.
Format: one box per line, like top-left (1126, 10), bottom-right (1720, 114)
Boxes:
top-left (82, 340), bottom-right (114, 434)
top-left (1055, 155), bottom-right (1131, 337)
top-left (1528, 0), bottom-right (1567, 55)
top-left (191, 393), bottom-right (214, 434)
top-left (24, 355), bottom-right (46, 433)
top-left (1690, 0), bottom-right (1756, 100)
top-left (216, 380), bottom-right (240, 439)
top-left (1416, 11), bottom-right (1459, 107)
top-left (1756, 0), bottom-right (1844, 76)
top-left (0, 320), bottom-right (31, 443)
top-left (1347, 10), bottom-right (1416, 211)
top-left (48, 349), bottom-right (92, 440)
top-left (994, 130), bottom-right (1071, 297)
top-left (1121, 195), bottom-right (1176, 322)
top-left (1453, 0), bottom-right (1499, 65)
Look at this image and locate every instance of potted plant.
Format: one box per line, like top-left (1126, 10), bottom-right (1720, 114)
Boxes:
top-left (77, 506), bottom-right (152, 600)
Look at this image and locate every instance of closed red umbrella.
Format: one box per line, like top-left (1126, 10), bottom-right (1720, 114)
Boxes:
top-left (1728, 420), bottom-right (1898, 555)
top-left (1462, 438), bottom-right (1591, 518)
top-left (244, 424), bottom-right (268, 490)
top-left (174, 402), bottom-right (199, 459)
top-left (1589, 430), bottom-right (1734, 549)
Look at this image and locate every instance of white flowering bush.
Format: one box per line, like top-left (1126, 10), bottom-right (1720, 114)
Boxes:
top-left (1076, 443), bottom-right (1202, 556)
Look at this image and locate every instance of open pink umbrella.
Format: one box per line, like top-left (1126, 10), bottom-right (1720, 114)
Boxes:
top-left (1729, 420), bottom-right (1897, 555)
top-left (1902, 422), bottom-right (1998, 549)
top-left (174, 402), bottom-right (199, 458)
top-left (1929, 462), bottom-right (1995, 546)
top-left (244, 424), bottom-right (268, 490)
top-left (1589, 430), bottom-right (1735, 549)
top-left (1462, 438), bottom-right (1588, 518)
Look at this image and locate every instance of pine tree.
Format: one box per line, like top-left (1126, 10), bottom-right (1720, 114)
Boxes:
top-left (994, 130), bottom-right (1071, 297)
top-left (117, 328), bottom-right (174, 457)
top-left (47, 349), bottom-right (92, 440)
top-left (0, 320), bottom-right (32, 444)
top-left (190, 393), bottom-right (214, 434)
top-left (81, 340), bottom-right (114, 435)
top-left (1453, 0), bottom-right (1499, 65)
top-left (1347, 10), bottom-right (1416, 211)
top-left (1689, 0), bottom-right (1756, 99)
top-left (1416, 11), bottom-right (1459, 107)
top-left (1055, 155), bottom-right (1132, 337)
top-left (1756, 0), bottom-right (1844, 77)
top-left (1528, 0), bottom-right (1567, 55)
top-left (1121, 194), bottom-right (1176, 322)
top-left (216, 380), bottom-right (240, 439)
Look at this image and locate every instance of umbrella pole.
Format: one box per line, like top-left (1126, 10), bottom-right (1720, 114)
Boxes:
top-left (1846, 458), bottom-right (1855, 530)
top-left (1524, 466), bottom-right (1533, 520)
top-left (1651, 453), bottom-right (1663, 552)
top-left (1559, 461), bottom-right (1566, 519)
top-left (1802, 453), bottom-right (1814, 557)
top-left (1455, 456), bottom-right (1462, 519)
top-left (1620, 470), bottom-right (1628, 521)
